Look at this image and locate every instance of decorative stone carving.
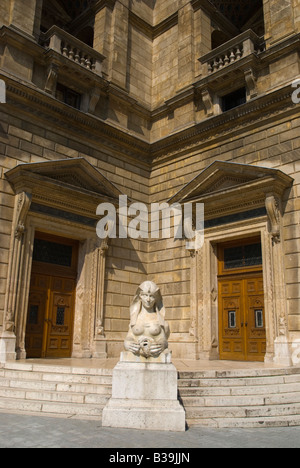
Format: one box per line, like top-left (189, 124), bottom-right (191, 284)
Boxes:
top-left (103, 281), bottom-right (186, 432)
top-left (4, 192), bottom-right (32, 332)
top-left (124, 281), bottom-right (170, 358)
top-left (44, 64), bottom-right (59, 96)
top-left (201, 88), bottom-right (214, 117)
top-left (265, 193), bottom-right (281, 244)
top-left (244, 68), bottom-right (258, 99)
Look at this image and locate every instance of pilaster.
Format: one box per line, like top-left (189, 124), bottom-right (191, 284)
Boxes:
top-left (263, 0), bottom-right (297, 47)
top-left (9, 0), bottom-right (41, 38)
top-left (177, 2), bottom-right (195, 91)
top-left (1, 192), bottom-right (32, 361)
top-left (94, 1), bottom-right (115, 78)
top-left (110, 0), bottom-right (130, 89)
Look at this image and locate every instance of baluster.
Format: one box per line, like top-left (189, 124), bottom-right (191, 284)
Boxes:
top-left (74, 49), bottom-right (80, 63)
top-left (236, 46), bottom-right (242, 59)
top-left (85, 56), bottom-right (92, 70)
top-left (224, 53), bottom-right (230, 66)
top-left (69, 46), bottom-right (75, 61)
top-left (229, 49), bottom-right (235, 63)
top-left (213, 58), bottom-right (219, 72)
top-left (208, 62), bottom-right (213, 74)
top-left (80, 55), bottom-right (86, 66)
top-left (62, 42), bottom-right (68, 57)
top-left (218, 56), bottom-right (224, 68)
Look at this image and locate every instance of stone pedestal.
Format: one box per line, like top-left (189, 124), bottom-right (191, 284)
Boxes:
top-left (102, 352), bottom-right (186, 432)
top-left (0, 332), bottom-right (17, 362)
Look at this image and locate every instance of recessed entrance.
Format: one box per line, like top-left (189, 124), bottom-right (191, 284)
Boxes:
top-left (25, 233), bottom-right (78, 359)
top-left (218, 238), bottom-right (266, 362)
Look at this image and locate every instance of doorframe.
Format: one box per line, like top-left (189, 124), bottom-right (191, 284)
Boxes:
top-left (8, 208), bottom-right (109, 360)
top-left (190, 217), bottom-right (286, 363)
top-left (217, 238), bottom-right (266, 361)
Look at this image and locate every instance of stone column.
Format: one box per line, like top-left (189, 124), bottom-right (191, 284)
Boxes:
top-left (0, 0), bottom-right (10, 26)
top-left (263, 0), bottom-right (297, 47)
top-left (265, 194), bottom-right (291, 365)
top-left (110, 0), bottom-right (130, 89)
top-left (9, 0), bottom-right (42, 38)
top-left (177, 2), bottom-right (195, 91)
top-left (94, 1), bottom-right (114, 78)
top-left (1, 192), bottom-right (32, 362)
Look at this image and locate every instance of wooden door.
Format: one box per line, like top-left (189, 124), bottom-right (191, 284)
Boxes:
top-left (45, 277), bottom-right (76, 358)
top-left (25, 274), bottom-right (50, 358)
top-left (25, 233), bottom-right (78, 359)
top-left (219, 279), bottom-right (245, 361)
top-left (218, 239), bottom-right (266, 362)
top-left (26, 275), bottom-right (76, 358)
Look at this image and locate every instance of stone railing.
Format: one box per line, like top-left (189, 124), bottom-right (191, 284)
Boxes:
top-left (200, 30), bottom-right (265, 76)
top-left (41, 26), bottom-right (105, 76)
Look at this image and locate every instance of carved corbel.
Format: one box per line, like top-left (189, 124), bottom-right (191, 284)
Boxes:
top-left (265, 194), bottom-right (281, 244)
top-left (44, 64), bottom-right (59, 96)
top-left (14, 192), bottom-right (32, 239)
top-left (244, 68), bottom-right (258, 99)
top-left (89, 87), bottom-right (101, 113)
top-left (201, 88), bottom-right (214, 117)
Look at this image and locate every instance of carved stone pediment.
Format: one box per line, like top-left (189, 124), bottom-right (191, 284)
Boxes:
top-left (6, 157), bottom-right (121, 199)
top-left (5, 158), bottom-right (124, 219)
top-left (169, 161), bottom-right (293, 218)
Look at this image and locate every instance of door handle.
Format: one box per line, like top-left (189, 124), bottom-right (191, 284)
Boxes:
top-left (241, 322), bottom-right (244, 327)
top-left (245, 322), bottom-right (248, 327)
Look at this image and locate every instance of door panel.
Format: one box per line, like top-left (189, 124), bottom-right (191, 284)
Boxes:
top-left (245, 278), bottom-right (266, 360)
top-left (219, 281), bottom-right (245, 360)
top-left (26, 275), bottom-right (75, 359)
top-left (46, 277), bottom-right (76, 358)
top-left (25, 274), bottom-right (49, 358)
top-left (26, 233), bottom-right (78, 359)
top-left (218, 275), bottom-right (266, 361)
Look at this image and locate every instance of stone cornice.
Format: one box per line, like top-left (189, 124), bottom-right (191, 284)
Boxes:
top-left (151, 84), bottom-right (297, 163)
top-left (2, 68), bottom-right (298, 168)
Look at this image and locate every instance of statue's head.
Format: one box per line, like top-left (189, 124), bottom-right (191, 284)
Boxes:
top-left (130, 281), bottom-right (165, 326)
top-left (139, 281), bottom-right (158, 311)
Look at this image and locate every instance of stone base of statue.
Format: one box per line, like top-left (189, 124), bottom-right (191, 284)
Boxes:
top-left (102, 351), bottom-right (186, 432)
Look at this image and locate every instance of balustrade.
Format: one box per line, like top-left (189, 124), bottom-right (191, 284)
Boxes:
top-left (200, 30), bottom-right (265, 77)
top-left (41, 26), bottom-right (105, 76)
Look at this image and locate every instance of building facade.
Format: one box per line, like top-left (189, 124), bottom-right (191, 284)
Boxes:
top-left (0, 0), bottom-right (300, 366)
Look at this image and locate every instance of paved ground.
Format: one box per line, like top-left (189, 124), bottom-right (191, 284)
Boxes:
top-left (0, 412), bottom-right (300, 449)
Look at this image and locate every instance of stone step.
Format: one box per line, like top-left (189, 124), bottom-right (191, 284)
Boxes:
top-left (0, 386), bottom-right (110, 404)
top-left (0, 369), bottom-right (112, 385)
top-left (178, 374), bottom-right (300, 388)
top-left (0, 396), bottom-right (104, 418)
top-left (186, 414), bottom-right (300, 429)
top-left (178, 367), bottom-right (300, 380)
top-left (179, 382), bottom-right (300, 397)
top-left (0, 361), bottom-right (113, 420)
top-left (1, 361), bottom-right (300, 427)
top-left (183, 402), bottom-right (300, 419)
top-left (180, 392), bottom-right (300, 408)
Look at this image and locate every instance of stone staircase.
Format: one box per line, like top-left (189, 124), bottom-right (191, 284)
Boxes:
top-left (1, 361), bottom-right (300, 428)
top-left (178, 367), bottom-right (300, 428)
top-left (0, 361), bottom-right (112, 420)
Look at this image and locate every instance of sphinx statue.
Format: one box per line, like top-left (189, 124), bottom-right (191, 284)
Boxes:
top-left (124, 281), bottom-right (170, 358)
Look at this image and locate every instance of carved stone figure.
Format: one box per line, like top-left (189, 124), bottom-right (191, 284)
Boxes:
top-left (124, 281), bottom-right (170, 358)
